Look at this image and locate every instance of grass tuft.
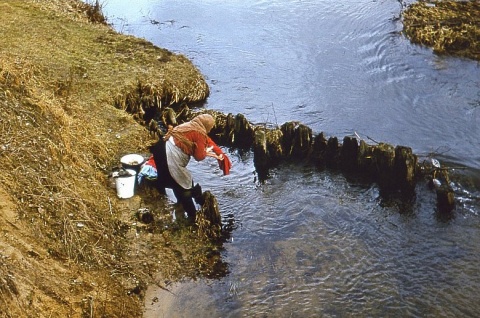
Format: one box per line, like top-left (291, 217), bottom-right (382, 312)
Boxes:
top-left (402, 0), bottom-right (480, 60)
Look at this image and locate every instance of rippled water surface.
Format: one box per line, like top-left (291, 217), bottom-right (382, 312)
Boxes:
top-left (103, 0), bottom-right (480, 316)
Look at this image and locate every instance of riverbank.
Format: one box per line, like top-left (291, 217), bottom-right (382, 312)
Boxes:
top-left (0, 1), bottom-right (212, 317)
top-left (1, 0), bottom-right (478, 317)
top-left (403, 0), bottom-right (480, 61)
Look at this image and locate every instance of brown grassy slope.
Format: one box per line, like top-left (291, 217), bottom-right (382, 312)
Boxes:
top-left (0, 0), bottom-right (209, 317)
top-left (403, 0), bottom-right (480, 60)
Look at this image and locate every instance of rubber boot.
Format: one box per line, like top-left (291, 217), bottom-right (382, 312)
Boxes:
top-left (173, 187), bottom-right (197, 221)
top-left (192, 183), bottom-right (205, 205)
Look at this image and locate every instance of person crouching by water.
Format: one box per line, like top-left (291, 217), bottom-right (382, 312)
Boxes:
top-left (150, 114), bottom-right (231, 221)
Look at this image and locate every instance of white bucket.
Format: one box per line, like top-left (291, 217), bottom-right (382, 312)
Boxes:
top-left (120, 153), bottom-right (144, 172)
top-left (114, 169), bottom-right (136, 199)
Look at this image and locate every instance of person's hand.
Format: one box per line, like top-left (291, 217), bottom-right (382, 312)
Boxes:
top-left (206, 145), bottom-right (224, 160)
top-left (206, 152), bottom-right (223, 160)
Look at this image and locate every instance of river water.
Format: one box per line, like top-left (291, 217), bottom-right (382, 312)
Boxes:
top-left (103, 0), bottom-right (480, 316)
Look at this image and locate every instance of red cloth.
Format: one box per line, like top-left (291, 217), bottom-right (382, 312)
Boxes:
top-left (145, 155), bottom-right (156, 169)
top-left (171, 129), bottom-right (231, 174)
top-left (207, 138), bottom-right (231, 175)
top-left (219, 153), bottom-right (232, 175)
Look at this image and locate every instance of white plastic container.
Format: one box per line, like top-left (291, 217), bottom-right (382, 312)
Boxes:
top-left (114, 169), bottom-right (136, 199)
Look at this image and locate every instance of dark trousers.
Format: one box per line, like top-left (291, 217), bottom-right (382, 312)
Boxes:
top-left (150, 140), bottom-right (197, 219)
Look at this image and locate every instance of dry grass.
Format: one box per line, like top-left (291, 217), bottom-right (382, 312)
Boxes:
top-left (403, 0), bottom-right (480, 60)
top-left (0, 0), bottom-right (214, 317)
